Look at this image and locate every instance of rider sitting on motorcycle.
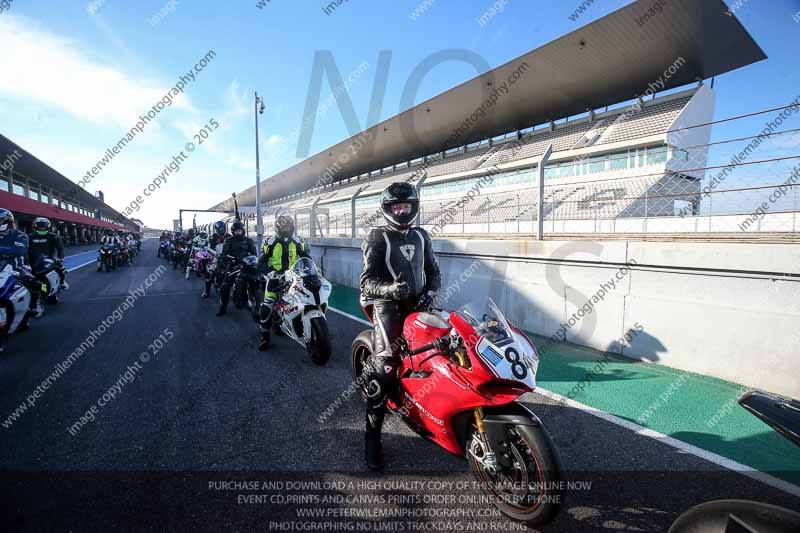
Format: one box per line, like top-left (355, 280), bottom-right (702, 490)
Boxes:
top-left (185, 230), bottom-right (209, 279)
top-left (215, 220), bottom-right (256, 316)
top-left (360, 182), bottom-right (441, 470)
top-left (98, 229), bottom-right (120, 270)
top-left (257, 214), bottom-right (310, 351)
top-left (172, 230), bottom-right (187, 265)
top-left (28, 217), bottom-right (68, 290)
top-left (158, 232), bottom-right (169, 257)
top-left (0, 209), bottom-right (41, 337)
top-left (117, 230), bottom-right (131, 265)
top-left (202, 221), bottom-right (231, 299)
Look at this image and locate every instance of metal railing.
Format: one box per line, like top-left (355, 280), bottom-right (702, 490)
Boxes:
top-left (282, 102), bottom-right (800, 241)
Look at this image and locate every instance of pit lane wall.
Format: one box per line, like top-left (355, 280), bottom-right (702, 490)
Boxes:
top-left (308, 237), bottom-right (800, 398)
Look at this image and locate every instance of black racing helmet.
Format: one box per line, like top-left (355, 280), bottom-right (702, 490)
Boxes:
top-left (0, 208), bottom-right (14, 236)
top-left (275, 214), bottom-right (295, 239)
top-left (198, 231), bottom-right (208, 240)
top-left (34, 217), bottom-right (51, 234)
top-left (231, 220), bottom-right (245, 235)
top-left (105, 229), bottom-right (114, 237)
top-left (380, 182), bottom-right (419, 231)
top-left (213, 220), bottom-right (226, 236)
top-left (187, 228), bottom-right (195, 239)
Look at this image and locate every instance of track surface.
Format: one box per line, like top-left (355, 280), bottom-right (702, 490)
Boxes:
top-left (1, 240), bottom-right (798, 532)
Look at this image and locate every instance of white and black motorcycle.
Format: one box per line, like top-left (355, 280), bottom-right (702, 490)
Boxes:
top-left (33, 257), bottom-right (63, 306)
top-left (0, 260), bottom-right (33, 352)
top-left (265, 257), bottom-right (332, 365)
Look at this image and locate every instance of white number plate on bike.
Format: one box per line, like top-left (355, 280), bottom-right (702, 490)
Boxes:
top-left (476, 336), bottom-right (534, 387)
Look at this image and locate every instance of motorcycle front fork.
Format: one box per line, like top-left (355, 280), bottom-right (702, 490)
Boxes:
top-left (471, 407), bottom-right (499, 474)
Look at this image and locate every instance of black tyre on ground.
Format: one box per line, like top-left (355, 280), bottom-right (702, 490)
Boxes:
top-left (467, 422), bottom-right (563, 527)
top-left (307, 317), bottom-right (331, 365)
top-left (350, 330), bottom-right (374, 400)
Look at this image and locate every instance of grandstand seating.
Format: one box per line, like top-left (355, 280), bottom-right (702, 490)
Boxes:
top-left (255, 89), bottom-right (699, 236)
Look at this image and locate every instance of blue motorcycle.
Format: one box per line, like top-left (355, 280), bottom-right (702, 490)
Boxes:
top-left (0, 259), bottom-right (33, 353)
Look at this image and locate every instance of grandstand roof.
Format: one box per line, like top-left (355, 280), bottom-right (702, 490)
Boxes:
top-left (213, 0), bottom-right (765, 212)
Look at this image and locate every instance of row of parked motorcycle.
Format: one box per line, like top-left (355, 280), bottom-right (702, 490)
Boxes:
top-left (96, 230), bottom-right (142, 272)
top-left (158, 226), bottom-right (333, 364)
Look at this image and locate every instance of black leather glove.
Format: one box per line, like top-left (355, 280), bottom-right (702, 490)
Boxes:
top-left (389, 281), bottom-right (411, 300)
top-left (417, 290), bottom-right (436, 311)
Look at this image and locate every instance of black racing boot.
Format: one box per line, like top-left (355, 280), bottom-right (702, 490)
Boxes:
top-left (201, 288), bottom-right (209, 299)
top-left (259, 329), bottom-right (271, 351)
top-left (17, 310), bottom-right (35, 333)
top-left (365, 431), bottom-right (384, 471)
top-left (258, 299), bottom-right (275, 351)
top-left (216, 304), bottom-right (227, 316)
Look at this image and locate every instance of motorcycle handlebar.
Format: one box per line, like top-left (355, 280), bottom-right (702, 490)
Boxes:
top-left (408, 335), bottom-right (452, 356)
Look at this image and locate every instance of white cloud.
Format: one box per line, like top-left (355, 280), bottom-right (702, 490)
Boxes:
top-left (265, 134), bottom-right (283, 147)
top-left (0, 15), bottom-right (191, 129)
top-left (221, 80), bottom-right (249, 122)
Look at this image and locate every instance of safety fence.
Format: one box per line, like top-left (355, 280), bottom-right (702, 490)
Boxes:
top-left (255, 102), bottom-right (800, 241)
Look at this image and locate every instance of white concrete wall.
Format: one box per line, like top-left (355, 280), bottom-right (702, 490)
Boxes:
top-left (310, 236), bottom-right (800, 398)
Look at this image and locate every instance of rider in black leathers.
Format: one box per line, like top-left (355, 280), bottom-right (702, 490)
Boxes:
top-left (28, 217), bottom-right (68, 290)
top-left (360, 182), bottom-right (441, 470)
top-left (202, 221), bottom-right (231, 299)
top-left (215, 220), bottom-right (256, 316)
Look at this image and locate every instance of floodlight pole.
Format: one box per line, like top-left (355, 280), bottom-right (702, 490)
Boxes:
top-left (255, 92), bottom-right (265, 251)
top-left (537, 143), bottom-right (554, 240)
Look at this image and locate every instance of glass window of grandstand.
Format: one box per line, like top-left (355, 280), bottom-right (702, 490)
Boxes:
top-left (647, 145), bottom-right (668, 165)
top-left (0, 177), bottom-right (8, 192)
top-left (611, 151), bottom-right (629, 171)
top-left (28, 188), bottom-right (40, 201)
top-left (13, 182), bottom-right (25, 196)
top-left (41, 192), bottom-right (49, 203)
top-left (588, 155), bottom-right (607, 173)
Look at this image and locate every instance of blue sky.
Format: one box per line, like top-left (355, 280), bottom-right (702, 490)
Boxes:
top-left (0, 0), bottom-right (798, 228)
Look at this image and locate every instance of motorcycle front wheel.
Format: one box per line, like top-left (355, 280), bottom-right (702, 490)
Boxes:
top-left (307, 317), bottom-right (331, 365)
top-left (467, 422), bottom-right (563, 527)
top-left (247, 282), bottom-right (260, 323)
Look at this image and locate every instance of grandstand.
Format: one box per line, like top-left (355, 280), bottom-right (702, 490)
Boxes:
top-left (211, 0), bottom-right (783, 240)
top-left (0, 133), bottom-right (138, 244)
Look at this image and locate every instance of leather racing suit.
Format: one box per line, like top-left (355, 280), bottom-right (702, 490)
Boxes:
top-left (257, 234), bottom-right (310, 334)
top-left (360, 225), bottom-right (441, 433)
top-left (216, 233), bottom-right (257, 312)
top-left (28, 231), bottom-right (66, 285)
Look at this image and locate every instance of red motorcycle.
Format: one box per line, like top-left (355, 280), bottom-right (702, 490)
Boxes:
top-left (351, 298), bottom-right (563, 527)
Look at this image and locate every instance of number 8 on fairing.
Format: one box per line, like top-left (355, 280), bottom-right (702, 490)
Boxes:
top-left (505, 347), bottom-right (527, 379)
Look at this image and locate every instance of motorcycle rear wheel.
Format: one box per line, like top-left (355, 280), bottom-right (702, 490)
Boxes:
top-left (467, 422), bottom-right (562, 527)
top-left (307, 317), bottom-right (331, 365)
top-left (351, 330), bottom-right (374, 400)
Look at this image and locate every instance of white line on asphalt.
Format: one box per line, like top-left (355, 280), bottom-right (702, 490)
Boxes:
top-left (67, 259), bottom-right (97, 272)
top-left (65, 250), bottom-right (96, 259)
top-left (329, 304), bottom-right (800, 499)
top-left (533, 388), bottom-right (800, 499)
top-left (328, 305), bottom-right (371, 326)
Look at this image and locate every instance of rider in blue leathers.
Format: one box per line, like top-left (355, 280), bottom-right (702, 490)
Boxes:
top-left (0, 209), bottom-right (41, 351)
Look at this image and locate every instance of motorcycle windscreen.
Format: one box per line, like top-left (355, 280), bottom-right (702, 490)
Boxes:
top-left (459, 298), bottom-right (538, 389)
top-left (292, 257), bottom-right (318, 277)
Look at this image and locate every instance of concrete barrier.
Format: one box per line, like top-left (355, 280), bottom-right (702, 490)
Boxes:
top-left (309, 236), bottom-right (800, 397)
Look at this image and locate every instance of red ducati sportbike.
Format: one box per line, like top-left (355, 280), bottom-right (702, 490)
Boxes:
top-left (352, 298), bottom-right (563, 526)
